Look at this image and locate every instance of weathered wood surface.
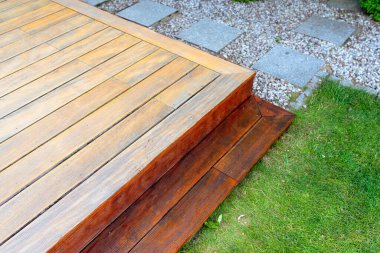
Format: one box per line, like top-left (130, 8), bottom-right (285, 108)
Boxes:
top-left (0, 0), bottom-right (254, 252)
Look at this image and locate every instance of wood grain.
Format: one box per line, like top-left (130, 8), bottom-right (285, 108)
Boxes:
top-left (130, 168), bottom-right (236, 253)
top-left (215, 115), bottom-right (295, 182)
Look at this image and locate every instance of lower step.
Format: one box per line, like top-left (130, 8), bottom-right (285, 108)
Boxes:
top-left (83, 96), bottom-right (294, 253)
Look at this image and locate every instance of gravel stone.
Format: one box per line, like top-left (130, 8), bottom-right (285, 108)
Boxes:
top-left (99, 0), bottom-right (380, 108)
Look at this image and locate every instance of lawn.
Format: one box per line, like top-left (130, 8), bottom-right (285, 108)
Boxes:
top-left (181, 79), bottom-right (380, 252)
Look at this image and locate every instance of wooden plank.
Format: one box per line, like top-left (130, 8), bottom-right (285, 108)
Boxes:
top-left (0, 43), bottom-right (58, 79)
top-left (0, 35), bottom-right (137, 118)
top-left (0, 49), bottom-right (176, 171)
top-left (20, 8), bottom-right (77, 34)
top-left (0, 59), bottom-right (91, 118)
top-left (78, 34), bottom-right (140, 66)
top-left (156, 65), bottom-right (219, 109)
top-left (0, 41), bottom-right (154, 143)
top-left (0, 26), bottom-right (118, 98)
top-left (0, 29), bottom-right (27, 48)
top-left (254, 96), bottom-right (294, 117)
top-left (0, 0), bottom-right (31, 13)
top-left (0, 57), bottom-right (195, 208)
top-left (215, 115), bottom-right (295, 182)
top-left (47, 20), bottom-right (108, 50)
top-left (130, 168), bottom-right (236, 253)
top-left (1, 72), bottom-right (252, 253)
top-left (0, 0), bottom-right (49, 21)
top-left (83, 97), bottom-right (261, 253)
top-left (0, 3), bottom-right (65, 35)
top-left (51, 0), bottom-right (252, 75)
top-left (0, 99), bottom-right (174, 246)
top-left (0, 14), bottom-right (92, 63)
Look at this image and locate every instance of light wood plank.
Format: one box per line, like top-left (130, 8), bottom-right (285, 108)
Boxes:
top-left (0, 43), bottom-right (58, 79)
top-left (0, 0), bottom-right (50, 22)
top-left (0, 0), bottom-right (31, 13)
top-left (0, 14), bottom-right (91, 62)
top-left (20, 8), bottom-right (77, 34)
top-left (0, 57), bottom-right (195, 209)
top-left (78, 34), bottom-right (140, 66)
top-left (47, 20), bottom-right (108, 50)
top-left (0, 2), bottom-right (65, 35)
top-left (0, 35), bottom-right (139, 118)
top-left (0, 49), bottom-right (176, 171)
top-left (0, 26), bottom-right (118, 98)
top-left (0, 41), bottom-right (154, 143)
top-left (0, 60), bottom-right (91, 118)
top-left (156, 65), bottom-right (219, 109)
top-left (0, 29), bottom-right (27, 48)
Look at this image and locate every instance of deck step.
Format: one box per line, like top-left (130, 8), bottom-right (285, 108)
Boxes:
top-left (83, 96), bottom-right (294, 253)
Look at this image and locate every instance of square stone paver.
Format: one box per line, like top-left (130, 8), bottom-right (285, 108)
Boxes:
top-left (253, 45), bottom-right (324, 87)
top-left (327, 0), bottom-right (361, 11)
top-left (117, 0), bottom-right (177, 27)
top-left (177, 19), bottom-right (243, 52)
top-left (295, 15), bottom-right (355, 46)
top-left (85, 0), bottom-right (107, 6)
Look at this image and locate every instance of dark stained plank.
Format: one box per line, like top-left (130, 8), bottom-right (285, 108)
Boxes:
top-left (83, 96), bottom-right (261, 252)
top-left (254, 95), bottom-right (293, 117)
top-left (130, 168), bottom-right (236, 253)
top-left (215, 114), bottom-right (295, 182)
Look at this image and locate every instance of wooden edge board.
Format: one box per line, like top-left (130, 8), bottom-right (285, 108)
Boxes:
top-left (51, 0), bottom-right (253, 75)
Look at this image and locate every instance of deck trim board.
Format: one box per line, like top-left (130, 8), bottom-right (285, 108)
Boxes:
top-left (51, 0), bottom-right (251, 74)
top-left (0, 0), bottom-right (257, 251)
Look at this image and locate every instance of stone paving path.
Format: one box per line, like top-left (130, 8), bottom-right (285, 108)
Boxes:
top-left (95, 0), bottom-right (378, 108)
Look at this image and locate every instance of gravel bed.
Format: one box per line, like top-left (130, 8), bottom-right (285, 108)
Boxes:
top-left (99, 0), bottom-right (380, 108)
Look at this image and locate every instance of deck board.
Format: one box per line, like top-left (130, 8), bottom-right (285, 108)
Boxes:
top-left (0, 0), bottom-right (254, 251)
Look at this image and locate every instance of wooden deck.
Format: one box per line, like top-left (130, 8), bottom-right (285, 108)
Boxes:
top-left (0, 0), bottom-right (293, 252)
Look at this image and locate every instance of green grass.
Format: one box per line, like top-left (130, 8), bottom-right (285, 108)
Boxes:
top-left (181, 79), bottom-right (380, 252)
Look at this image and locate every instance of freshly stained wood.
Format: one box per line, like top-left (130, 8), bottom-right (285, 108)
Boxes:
top-left (0, 0), bottom-right (257, 252)
top-left (83, 97), bottom-right (262, 252)
top-left (85, 96), bottom-right (294, 253)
